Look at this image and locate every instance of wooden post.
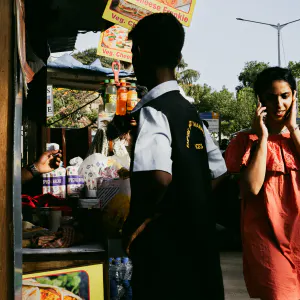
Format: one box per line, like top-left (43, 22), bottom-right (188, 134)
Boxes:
top-left (0, 0), bottom-right (14, 299)
top-left (62, 128), bottom-right (67, 167)
top-left (47, 127), bottom-right (51, 143)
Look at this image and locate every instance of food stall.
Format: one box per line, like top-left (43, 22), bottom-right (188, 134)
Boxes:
top-left (0, 0), bottom-right (197, 299)
top-left (21, 51), bottom-right (135, 300)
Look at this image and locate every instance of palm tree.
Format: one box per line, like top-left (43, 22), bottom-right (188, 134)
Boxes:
top-left (176, 59), bottom-right (200, 85)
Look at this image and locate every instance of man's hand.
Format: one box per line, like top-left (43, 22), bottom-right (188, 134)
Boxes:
top-left (35, 150), bottom-right (62, 174)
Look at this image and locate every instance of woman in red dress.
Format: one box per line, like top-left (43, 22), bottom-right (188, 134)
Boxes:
top-left (225, 67), bottom-right (300, 300)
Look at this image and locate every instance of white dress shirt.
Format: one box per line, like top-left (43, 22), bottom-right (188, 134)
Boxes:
top-left (132, 81), bottom-right (227, 179)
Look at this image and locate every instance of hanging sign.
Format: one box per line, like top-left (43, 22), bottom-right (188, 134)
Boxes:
top-left (200, 112), bottom-right (220, 134)
top-left (126, 0), bottom-right (196, 27)
top-left (47, 85), bottom-right (54, 117)
top-left (102, 0), bottom-right (196, 29)
top-left (102, 0), bottom-right (152, 30)
top-left (97, 25), bottom-right (132, 62)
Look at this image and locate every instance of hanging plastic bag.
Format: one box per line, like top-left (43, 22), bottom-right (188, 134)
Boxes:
top-left (101, 178), bottom-right (131, 238)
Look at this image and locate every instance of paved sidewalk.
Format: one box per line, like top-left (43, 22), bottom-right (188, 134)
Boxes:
top-left (220, 252), bottom-right (254, 300)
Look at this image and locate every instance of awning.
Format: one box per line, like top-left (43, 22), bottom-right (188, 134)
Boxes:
top-left (47, 54), bottom-right (135, 90)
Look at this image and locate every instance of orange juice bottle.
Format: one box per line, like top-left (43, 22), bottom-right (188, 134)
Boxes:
top-left (116, 79), bottom-right (128, 116)
top-left (127, 83), bottom-right (138, 113)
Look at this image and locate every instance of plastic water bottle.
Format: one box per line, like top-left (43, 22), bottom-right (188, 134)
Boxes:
top-left (110, 258), bottom-right (118, 300)
top-left (114, 257), bottom-right (121, 282)
top-left (119, 257), bottom-right (126, 281)
top-left (105, 79), bottom-right (117, 113)
top-left (123, 257), bottom-right (132, 280)
top-left (108, 258), bottom-right (114, 279)
top-left (115, 257), bottom-right (125, 299)
top-left (122, 279), bottom-right (132, 300)
top-left (120, 258), bottom-right (132, 300)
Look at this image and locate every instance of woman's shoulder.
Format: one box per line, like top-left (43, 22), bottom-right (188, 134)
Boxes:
top-left (266, 132), bottom-right (300, 172)
top-left (225, 131), bottom-right (256, 173)
top-left (229, 130), bottom-right (258, 144)
top-left (226, 130), bottom-right (300, 173)
top-left (227, 131), bottom-right (300, 173)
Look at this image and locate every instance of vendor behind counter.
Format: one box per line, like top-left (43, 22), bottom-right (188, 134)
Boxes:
top-left (22, 149), bottom-right (62, 196)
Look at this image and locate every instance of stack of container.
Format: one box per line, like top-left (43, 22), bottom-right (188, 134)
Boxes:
top-left (98, 79), bottom-right (139, 127)
top-left (109, 257), bottom-right (132, 300)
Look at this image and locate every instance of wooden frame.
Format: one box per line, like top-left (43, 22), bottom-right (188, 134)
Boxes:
top-left (0, 0), bottom-right (15, 298)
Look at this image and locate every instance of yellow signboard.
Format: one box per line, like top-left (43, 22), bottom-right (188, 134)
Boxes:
top-left (23, 264), bottom-right (104, 300)
top-left (102, 0), bottom-right (152, 30)
top-left (97, 25), bottom-right (132, 63)
top-left (126, 0), bottom-right (196, 27)
top-left (102, 0), bottom-right (196, 29)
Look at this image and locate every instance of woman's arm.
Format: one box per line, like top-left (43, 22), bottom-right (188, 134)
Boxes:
top-left (241, 137), bottom-right (268, 195)
top-left (289, 126), bottom-right (300, 157)
top-left (241, 102), bottom-right (268, 196)
top-left (286, 98), bottom-right (300, 158)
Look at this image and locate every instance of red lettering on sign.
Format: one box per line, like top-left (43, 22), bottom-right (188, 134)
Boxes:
top-left (103, 48), bottom-right (113, 56)
top-left (128, 20), bottom-right (136, 27)
top-left (134, 0), bottom-right (161, 11)
top-left (112, 13), bottom-right (125, 24)
top-left (162, 7), bottom-right (189, 23)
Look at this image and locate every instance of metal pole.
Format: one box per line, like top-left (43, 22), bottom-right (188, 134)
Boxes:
top-left (277, 24), bottom-right (281, 67)
top-left (237, 18), bottom-right (300, 67)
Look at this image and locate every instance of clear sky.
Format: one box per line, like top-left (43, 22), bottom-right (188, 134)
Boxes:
top-left (56, 0), bottom-right (300, 92)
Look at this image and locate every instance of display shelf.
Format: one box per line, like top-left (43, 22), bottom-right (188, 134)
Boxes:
top-left (22, 243), bottom-right (106, 255)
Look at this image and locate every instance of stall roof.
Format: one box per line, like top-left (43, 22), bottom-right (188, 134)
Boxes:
top-left (47, 0), bottom-right (113, 53)
top-left (25, 0), bottom-right (113, 54)
top-left (48, 36), bottom-right (78, 53)
top-left (47, 54), bottom-right (135, 90)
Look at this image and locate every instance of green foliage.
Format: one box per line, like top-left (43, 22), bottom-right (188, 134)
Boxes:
top-left (47, 88), bottom-right (100, 128)
top-left (289, 62), bottom-right (300, 116)
top-left (73, 48), bottom-right (124, 69)
top-left (179, 60), bottom-right (263, 137)
top-left (289, 61), bottom-right (300, 79)
top-left (177, 59), bottom-right (188, 70)
top-left (73, 48), bottom-right (100, 65)
top-left (54, 48), bottom-right (300, 136)
top-left (86, 110), bottom-right (99, 124)
top-left (236, 61), bottom-right (269, 92)
top-left (176, 59), bottom-right (200, 85)
top-left (181, 79), bottom-right (257, 137)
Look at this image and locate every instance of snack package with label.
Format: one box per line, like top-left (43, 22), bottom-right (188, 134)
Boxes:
top-left (42, 167), bottom-right (66, 198)
top-left (66, 166), bottom-right (84, 197)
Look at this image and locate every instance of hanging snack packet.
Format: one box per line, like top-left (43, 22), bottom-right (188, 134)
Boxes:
top-left (42, 167), bottom-right (66, 199)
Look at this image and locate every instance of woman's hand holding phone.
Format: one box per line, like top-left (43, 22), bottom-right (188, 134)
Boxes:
top-left (285, 94), bottom-right (297, 132)
top-left (252, 100), bottom-right (268, 139)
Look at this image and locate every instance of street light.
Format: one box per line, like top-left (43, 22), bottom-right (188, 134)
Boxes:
top-left (236, 17), bottom-right (300, 67)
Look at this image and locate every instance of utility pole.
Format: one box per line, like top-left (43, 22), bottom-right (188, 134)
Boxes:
top-left (236, 18), bottom-right (300, 67)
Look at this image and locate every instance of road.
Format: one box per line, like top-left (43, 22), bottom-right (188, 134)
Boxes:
top-left (220, 252), bottom-right (253, 300)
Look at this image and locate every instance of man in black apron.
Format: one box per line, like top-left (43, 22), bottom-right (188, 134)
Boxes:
top-left (122, 13), bottom-right (224, 300)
